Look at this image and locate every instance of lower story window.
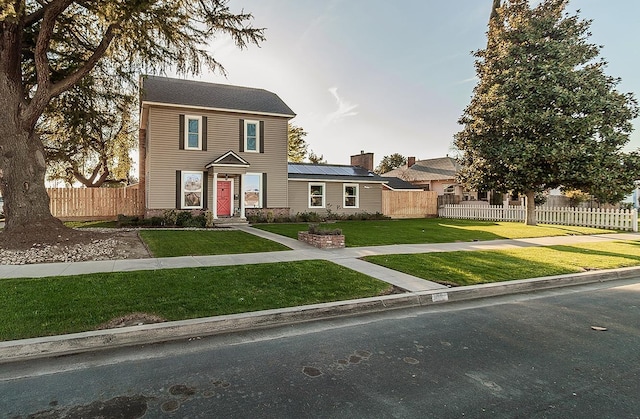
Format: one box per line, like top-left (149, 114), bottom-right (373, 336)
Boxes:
top-left (309, 183), bottom-right (325, 208)
top-left (444, 185), bottom-right (455, 195)
top-left (182, 171), bottom-right (203, 209)
top-left (243, 173), bottom-right (262, 208)
top-left (344, 184), bottom-right (359, 208)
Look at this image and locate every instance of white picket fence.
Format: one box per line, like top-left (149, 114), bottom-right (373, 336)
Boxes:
top-left (438, 205), bottom-right (638, 232)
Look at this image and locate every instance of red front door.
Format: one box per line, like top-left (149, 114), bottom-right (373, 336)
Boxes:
top-left (217, 181), bottom-right (232, 216)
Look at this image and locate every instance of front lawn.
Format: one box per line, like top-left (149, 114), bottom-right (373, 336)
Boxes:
top-left (0, 260), bottom-right (390, 341)
top-left (139, 230), bottom-right (290, 257)
top-left (364, 241), bottom-right (640, 286)
top-left (254, 219), bottom-right (613, 247)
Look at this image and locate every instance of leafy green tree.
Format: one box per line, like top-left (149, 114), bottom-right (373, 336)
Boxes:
top-left (375, 153), bottom-right (407, 174)
top-left (42, 74), bottom-right (137, 187)
top-left (0, 0), bottom-right (264, 244)
top-left (454, 0), bottom-right (639, 225)
top-left (288, 123), bottom-right (309, 163)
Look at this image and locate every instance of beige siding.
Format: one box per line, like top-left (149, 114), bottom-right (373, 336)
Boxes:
top-left (287, 180), bottom-right (383, 215)
top-left (145, 105), bottom-right (289, 210)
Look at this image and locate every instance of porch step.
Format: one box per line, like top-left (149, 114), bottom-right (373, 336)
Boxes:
top-left (214, 217), bottom-right (249, 227)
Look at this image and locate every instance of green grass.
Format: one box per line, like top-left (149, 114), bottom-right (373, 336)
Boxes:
top-left (0, 260), bottom-right (391, 341)
top-left (364, 241), bottom-right (640, 286)
top-left (139, 230), bottom-right (290, 257)
top-left (255, 219), bottom-right (613, 247)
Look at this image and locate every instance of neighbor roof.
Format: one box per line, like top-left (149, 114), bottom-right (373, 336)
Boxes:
top-left (141, 75), bottom-right (296, 117)
top-left (288, 163), bottom-right (388, 183)
top-left (382, 177), bottom-right (423, 191)
top-left (382, 157), bottom-right (461, 182)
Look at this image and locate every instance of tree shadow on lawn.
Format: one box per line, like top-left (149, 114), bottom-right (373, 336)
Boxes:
top-left (547, 243), bottom-right (640, 265)
top-left (435, 220), bottom-right (612, 241)
top-left (365, 241), bottom-right (640, 287)
top-left (365, 251), bottom-right (576, 287)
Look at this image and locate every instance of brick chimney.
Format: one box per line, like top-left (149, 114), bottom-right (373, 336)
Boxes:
top-left (407, 156), bottom-right (416, 168)
top-left (350, 151), bottom-right (374, 171)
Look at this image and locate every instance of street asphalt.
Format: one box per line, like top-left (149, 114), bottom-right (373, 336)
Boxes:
top-left (0, 228), bottom-right (639, 363)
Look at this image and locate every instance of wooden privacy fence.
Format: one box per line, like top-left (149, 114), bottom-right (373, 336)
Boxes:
top-left (48, 188), bottom-right (140, 220)
top-left (382, 190), bottom-right (438, 218)
top-left (438, 204), bottom-right (639, 232)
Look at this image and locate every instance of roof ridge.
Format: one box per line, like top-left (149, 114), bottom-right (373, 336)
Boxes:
top-left (142, 74), bottom-right (269, 94)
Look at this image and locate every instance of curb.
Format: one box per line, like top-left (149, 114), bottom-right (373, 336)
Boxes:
top-left (1, 266), bottom-right (639, 364)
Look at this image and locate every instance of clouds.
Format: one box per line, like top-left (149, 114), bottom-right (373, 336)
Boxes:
top-left (324, 87), bottom-right (358, 126)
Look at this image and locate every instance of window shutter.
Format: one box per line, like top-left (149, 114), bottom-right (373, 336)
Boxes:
top-left (202, 116), bottom-right (208, 151)
top-left (259, 121), bottom-right (265, 153)
top-left (202, 171), bottom-right (209, 210)
top-left (179, 115), bottom-right (185, 150)
top-left (262, 173), bottom-right (267, 208)
top-left (239, 119), bottom-right (244, 152)
top-left (176, 170), bottom-right (182, 209)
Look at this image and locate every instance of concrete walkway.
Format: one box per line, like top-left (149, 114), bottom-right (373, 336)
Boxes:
top-left (0, 227), bottom-right (638, 293)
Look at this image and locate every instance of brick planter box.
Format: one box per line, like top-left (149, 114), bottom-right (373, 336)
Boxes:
top-left (298, 231), bottom-right (345, 249)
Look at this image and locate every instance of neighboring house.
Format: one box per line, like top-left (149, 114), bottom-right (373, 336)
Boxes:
top-left (139, 75), bottom-right (295, 219)
top-left (381, 156), bottom-right (491, 203)
top-left (287, 162), bottom-right (388, 216)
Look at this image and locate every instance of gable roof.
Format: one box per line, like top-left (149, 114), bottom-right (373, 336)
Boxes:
top-left (288, 163), bottom-right (388, 183)
top-left (205, 151), bottom-right (250, 169)
top-left (141, 75), bottom-right (296, 117)
top-left (381, 157), bottom-right (461, 182)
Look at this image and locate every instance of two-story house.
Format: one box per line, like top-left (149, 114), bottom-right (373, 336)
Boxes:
top-left (139, 75), bottom-right (296, 220)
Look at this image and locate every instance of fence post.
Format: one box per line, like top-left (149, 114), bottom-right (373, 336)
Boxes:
top-left (633, 209), bottom-right (638, 233)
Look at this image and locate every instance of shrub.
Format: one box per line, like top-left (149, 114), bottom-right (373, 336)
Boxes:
top-left (163, 209), bottom-right (178, 226)
top-left (205, 210), bottom-right (214, 228)
top-left (116, 214), bottom-right (140, 227)
top-left (308, 223), bottom-right (342, 236)
top-left (188, 214), bottom-right (207, 228)
top-left (175, 211), bottom-right (193, 227)
top-left (296, 212), bottom-right (322, 222)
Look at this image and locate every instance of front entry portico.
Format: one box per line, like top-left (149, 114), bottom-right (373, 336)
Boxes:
top-left (205, 150), bottom-right (251, 219)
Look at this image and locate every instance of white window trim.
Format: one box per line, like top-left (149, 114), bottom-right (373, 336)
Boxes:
top-left (343, 183), bottom-right (359, 208)
top-left (181, 171), bottom-right (204, 209)
top-left (243, 172), bottom-right (263, 209)
top-left (309, 182), bottom-right (326, 209)
top-left (185, 115), bottom-right (202, 150)
top-left (244, 120), bottom-right (260, 153)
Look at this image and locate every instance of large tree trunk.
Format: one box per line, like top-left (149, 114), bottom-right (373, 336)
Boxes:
top-left (525, 190), bottom-right (537, 226)
top-left (0, 119), bottom-right (66, 237)
top-left (0, 77), bottom-right (70, 247)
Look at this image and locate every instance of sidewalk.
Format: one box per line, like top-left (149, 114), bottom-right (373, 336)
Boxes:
top-left (1, 228), bottom-right (640, 362)
top-left (0, 228), bottom-right (638, 293)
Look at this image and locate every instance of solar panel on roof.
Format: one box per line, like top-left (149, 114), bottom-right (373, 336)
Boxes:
top-left (287, 164), bottom-right (300, 174)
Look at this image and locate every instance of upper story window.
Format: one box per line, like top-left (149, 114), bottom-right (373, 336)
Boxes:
top-left (444, 185), bottom-right (455, 195)
top-left (344, 184), bottom-right (359, 208)
top-left (185, 115), bottom-right (202, 150)
top-left (244, 120), bottom-right (259, 152)
top-left (309, 183), bottom-right (325, 208)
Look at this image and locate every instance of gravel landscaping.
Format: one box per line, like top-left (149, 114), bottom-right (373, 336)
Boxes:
top-left (0, 229), bottom-right (150, 265)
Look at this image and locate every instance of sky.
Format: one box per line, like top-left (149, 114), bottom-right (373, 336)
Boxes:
top-left (167, 0), bottom-right (640, 168)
